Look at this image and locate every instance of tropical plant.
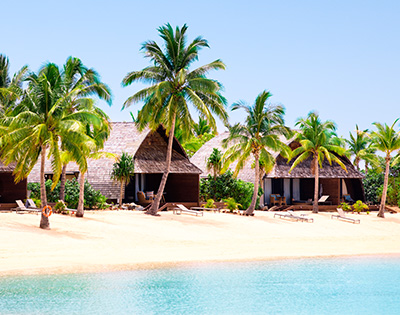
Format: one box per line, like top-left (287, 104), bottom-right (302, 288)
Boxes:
top-left (122, 23), bottom-right (228, 215)
top-left (194, 116), bottom-right (212, 137)
top-left (204, 199), bottom-right (216, 208)
top-left (206, 148), bottom-right (223, 179)
top-left (289, 112), bottom-right (347, 213)
top-left (224, 197), bottom-right (241, 212)
top-left (222, 91), bottom-right (291, 215)
top-left (353, 200), bottom-right (368, 213)
top-left (54, 200), bottom-right (67, 214)
top-left (339, 202), bottom-right (352, 212)
top-left (345, 125), bottom-right (378, 172)
top-left (0, 54), bottom-right (28, 111)
top-left (363, 168), bottom-right (384, 204)
top-left (111, 152), bottom-right (135, 206)
top-left (370, 120), bottom-right (400, 218)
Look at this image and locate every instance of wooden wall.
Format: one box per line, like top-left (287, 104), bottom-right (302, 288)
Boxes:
top-left (165, 174), bottom-right (199, 203)
top-left (320, 178), bottom-right (340, 204)
top-left (0, 173), bottom-right (27, 202)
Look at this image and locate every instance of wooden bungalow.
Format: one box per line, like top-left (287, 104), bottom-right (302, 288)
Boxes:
top-left (0, 162), bottom-right (27, 208)
top-left (28, 122), bottom-right (202, 206)
top-left (191, 133), bottom-right (365, 207)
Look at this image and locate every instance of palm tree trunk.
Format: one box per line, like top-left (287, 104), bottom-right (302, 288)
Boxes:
top-left (313, 156), bottom-right (319, 213)
top-left (245, 153), bottom-right (259, 215)
top-left (378, 156), bottom-right (390, 218)
top-left (119, 180), bottom-right (124, 207)
top-left (59, 164), bottom-right (67, 201)
top-left (365, 161), bottom-right (369, 174)
top-left (146, 115), bottom-right (176, 215)
top-left (76, 171), bottom-right (85, 217)
top-left (355, 157), bottom-right (360, 171)
top-left (39, 145), bottom-right (50, 230)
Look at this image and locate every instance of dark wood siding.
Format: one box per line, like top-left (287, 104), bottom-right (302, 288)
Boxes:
top-left (165, 174), bottom-right (199, 203)
top-left (0, 173), bottom-right (27, 202)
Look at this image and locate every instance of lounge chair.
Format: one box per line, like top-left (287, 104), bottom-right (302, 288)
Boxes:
top-left (137, 191), bottom-right (152, 206)
top-left (318, 195), bottom-right (331, 205)
top-left (331, 208), bottom-right (360, 224)
top-left (342, 194), bottom-right (355, 205)
top-left (173, 204), bottom-right (203, 216)
top-left (270, 194), bottom-right (286, 206)
top-left (26, 199), bottom-right (40, 209)
top-left (274, 210), bottom-right (313, 223)
top-left (12, 200), bottom-right (40, 214)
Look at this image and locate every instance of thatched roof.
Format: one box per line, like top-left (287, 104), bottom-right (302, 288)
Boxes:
top-left (191, 133), bottom-right (363, 183)
top-left (0, 161), bottom-right (17, 173)
top-left (28, 122), bottom-right (201, 199)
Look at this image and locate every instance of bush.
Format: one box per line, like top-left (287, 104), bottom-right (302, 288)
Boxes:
top-left (224, 197), bottom-right (241, 212)
top-left (363, 170), bottom-right (384, 204)
top-left (339, 202), bottom-right (352, 212)
top-left (28, 178), bottom-right (107, 210)
top-left (200, 170), bottom-right (263, 210)
top-left (353, 200), bottom-right (368, 213)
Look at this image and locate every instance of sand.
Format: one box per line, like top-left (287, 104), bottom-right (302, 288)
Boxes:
top-left (1, 210), bottom-right (400, 276)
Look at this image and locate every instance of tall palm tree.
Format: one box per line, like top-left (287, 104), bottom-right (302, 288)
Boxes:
top-left (111, 152), bottom-right (135, 207)
top-left (206, 148), bottom-right (223, 180)
top-left (222, 91), bottom-right (291, 215)
top-left (1, 63), bottom-right (106, 229)
top-left (0, 54), bottom-right (28, 111)
top-left (370, 120), bottom-right (400, 218)
top-left (289, 112), bottom-right (347, 213)
top-left (122, 23), bottom-right (228, 215)
top-left (345, 125), bottom-right (377, 171)
top-left (58, 57), bottom-right (112, 201)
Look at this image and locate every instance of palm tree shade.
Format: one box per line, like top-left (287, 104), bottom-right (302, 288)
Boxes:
top-left (122, 23), bottom-right (227, 215)
top-left (289, 111), bottom-right (347, 213)
top-left (222, 90), bottom-right (291, 215)
top-left (370, 120), bottom-right (400, 218)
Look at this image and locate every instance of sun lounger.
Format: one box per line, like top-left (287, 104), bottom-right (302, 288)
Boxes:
top-left (274, 210), bottom-right (313, 223)
top-left (12, 200), bottom-right (40, 214)
top-left (191, 206), bottom-right (220, 213)
top-left (26, 199), bottom-right (40, 209)
top-left (331, 208), bottom-right (360, 224)
top-left (173, 204), bottom-right (203, 216)
top-left (318, 195), bottom-right (332, 205)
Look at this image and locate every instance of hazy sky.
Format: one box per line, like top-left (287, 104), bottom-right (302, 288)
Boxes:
top-left (3, 0), bottom-right (399, 137)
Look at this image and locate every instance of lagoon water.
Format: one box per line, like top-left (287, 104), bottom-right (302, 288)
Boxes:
top-left (1, 256), bottom-right (400, 314)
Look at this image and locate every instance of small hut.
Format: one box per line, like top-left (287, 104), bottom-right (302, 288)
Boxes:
top-left (0, 162), bottom-right (27, 204)
top-left (28, 122), bottom-right (202, 205)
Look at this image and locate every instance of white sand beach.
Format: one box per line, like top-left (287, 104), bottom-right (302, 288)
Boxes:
top-left (1, 210), bottom-right (400, 276)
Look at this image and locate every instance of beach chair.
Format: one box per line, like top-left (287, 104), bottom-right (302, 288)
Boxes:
top-left (137, 191), bottom-right (152, 206)
top-left (12, 200), bottom-right (40, 214)
top-left (331, 208), bottom-right (360, 224)
top-left (270, 194), bottom-right (281, 206)
top-left (26, 199), bottom-right (40, 209)
top-left (274, 210), bottom-right (313, 223)
top-left (173, 204), bottom-right (203, 216)
top-left (318, 195), bottom-right (331, 205)
top-left (342, 194), bottom-right (355, 205)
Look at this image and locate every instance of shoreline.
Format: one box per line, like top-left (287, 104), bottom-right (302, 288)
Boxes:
top-left (2, 210), bottom-right (400, 276)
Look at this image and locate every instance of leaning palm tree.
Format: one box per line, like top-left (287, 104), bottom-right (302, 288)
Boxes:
top-left (289, 112), bottom-right (347, 213)
top-left (206, 148), bottom-right (223, 180)
top-left (222, 91), bottom-right (291, 215)
top-left (0, 54), bottom-right (28, 111)
top-left (122, 23), bottom-right (228, 215)
top-left (1, 63), bottom-right (107, 228)
top-left (370, 120), bottom-right (400, 218)
top-left (346, 125), bottom-right (378, 171)
top-left (111, 152), bottom-right (135, 207)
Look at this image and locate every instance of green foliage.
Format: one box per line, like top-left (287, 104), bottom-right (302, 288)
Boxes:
top-left (363, 169), bottom-right (384, 204)
top-left (224, 197), bottom-right (241, 212)
top-left (28, 179), bottom-right (106, 210)
top-left (54, 200), bottom-right (67, 214)
top-left (199, 170), bottom-right (263, 210)
top-left (353, 200), bottom-right (368, 213)
top-left (339, 202), bottom-right (352, 212)
top-left (204, 199), bottom-right (216, 208)
top-left (111, 152), bottom-right (135, 184)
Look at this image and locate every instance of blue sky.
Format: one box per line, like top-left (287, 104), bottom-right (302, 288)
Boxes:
top-left (3, 0), bottom-right (400, 138)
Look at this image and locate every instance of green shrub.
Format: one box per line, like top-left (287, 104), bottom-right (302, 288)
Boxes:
top-left (339, 202), bottom-right (352, 212)
top-left (363, 169), bottom-right (384, 204)
top-left (54, 200), bottom-right (67, 214)
top-left (204, 199), bottom-right (216, 208)
top-left (353, 200), bottom-right (368, 213)
top-left (224, 197), bottom-right (241, 212)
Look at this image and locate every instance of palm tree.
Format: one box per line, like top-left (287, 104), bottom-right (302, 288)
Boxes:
top-left (222, 91), bottom-right (291, 215)
top-left (370, 120), bottom-right (400, 218)
top-left (57, 57), bottom-right (112, 201)
top-left (0, 54), bottom-right (28, 111)
top-left (345, 125), bottom-right (377, 172)
top-left (289, 112), bottom-right (347, 213)
top-left (1, 63), bottom-right (107, 228)
top-left (206, 148), bottom-right (223, 180)
top-left (194, 116), bottom-right (212, 137)
top-left (122, 23), bottom-right (228, 215)
top-left (111, 152), bottom-right (135, 207)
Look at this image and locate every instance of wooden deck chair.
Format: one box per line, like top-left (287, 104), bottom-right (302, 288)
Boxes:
top-left (331, 208), bottom-right (360, 224)
top-left (12, 200), bottom-right (40, 214)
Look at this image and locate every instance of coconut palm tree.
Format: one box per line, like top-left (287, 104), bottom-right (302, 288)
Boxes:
top-left (345, 125), bottom-right (378, 172)
top-left (1, 63), bottom-right (107, 228)
top-left (222, 91), bottom-right (291, 215)
top-left (206, 148), bottom-right (223, 180)
top-left (370, 120), bottom-right (400, 218)
top-left (122, 23), bottom-right (228, 215)
top-left (289, 112), bottom-right (347, 213)
top-left (111, 152), bottom-right (135, 207)
top-left (0, 54), bottom-right (28, 111)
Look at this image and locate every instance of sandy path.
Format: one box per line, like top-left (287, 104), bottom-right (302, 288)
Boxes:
top-left (1, 210), bottom-right (400, 275)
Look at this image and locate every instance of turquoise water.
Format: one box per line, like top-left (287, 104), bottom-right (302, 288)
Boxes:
top-left (1, 256), bottom-right (400, 314)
